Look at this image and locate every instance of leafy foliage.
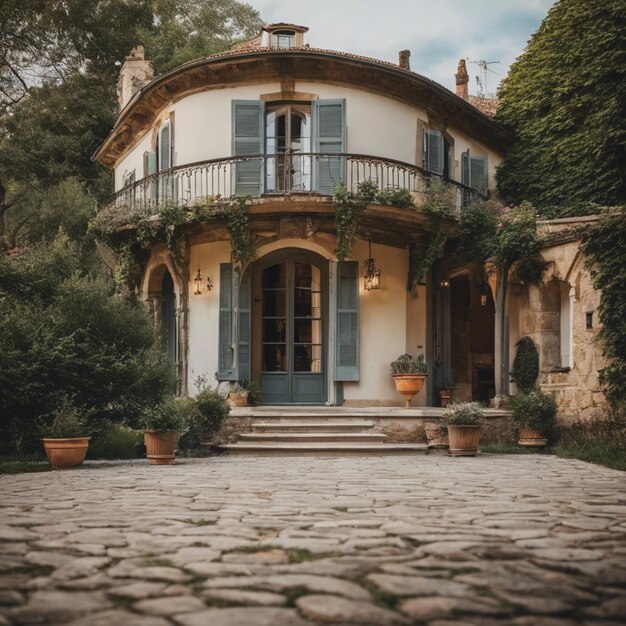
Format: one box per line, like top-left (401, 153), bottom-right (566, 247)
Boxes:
top-left (333, 182), bottom-right (371, 262)
top-left (510, 390), bottom-right (557, 430)
top-left (510, 337), bottom-right (540, 391)
top-left (389, 353), bottom-right (427, 375)
top-left (440, 402), bottom-right (485, 427)
top-left (581, 207), bottom-right (626, 413)
top-left (495, 0), bottom-right (626, 211)
top-left (43, 397), bottom-right (90, 438)
top-left (142, 395), bottom-right (191, 433)
top-left (0, 234), bottom-right (174, 454)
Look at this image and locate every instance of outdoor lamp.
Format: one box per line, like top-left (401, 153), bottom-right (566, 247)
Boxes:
top-left (364, 241), bottom-right (382, 291)
top-left (193, 268), bottom-right (203, 295)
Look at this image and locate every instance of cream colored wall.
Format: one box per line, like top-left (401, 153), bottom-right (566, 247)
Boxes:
top-left (187, 240), bottom-right (232, 393)
top-left (185, 237), bottom-right (427, 404)
top-left (113, 81), bottom-right (501, 193)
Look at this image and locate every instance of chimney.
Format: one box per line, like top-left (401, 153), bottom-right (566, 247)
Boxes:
top-left (455, 59), bottom-right (469, 100)
top-left (117, 46), bottom-right (154, 111)
top-left (399, 50), bottom-right (411, 71)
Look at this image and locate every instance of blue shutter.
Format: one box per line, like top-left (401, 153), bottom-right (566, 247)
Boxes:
top-left (334, 261), bottom-right (359, 381)
top-left (237, 270), bottom-right (251, 380)
top-left (461, 152), bottom-right (470, 186)
top-left (470, 156), bottom-right (488, 195)
top-left (314, 99), bottom-right (346, 195)
top-left (233, 100), bottom-right (263, 196)
top-left (218, 263), bottom-right (236, 380)
top-left (424, 130), bottom-right (444, 175)
top-left (158, 123), bottom-right (171, 170)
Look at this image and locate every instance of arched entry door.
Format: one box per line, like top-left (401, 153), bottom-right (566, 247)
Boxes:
top-left (255, 251), bottom-right (328, 404)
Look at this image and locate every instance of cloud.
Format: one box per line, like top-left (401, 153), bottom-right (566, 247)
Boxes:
top-left (246, 0), bottom-right (556, 93)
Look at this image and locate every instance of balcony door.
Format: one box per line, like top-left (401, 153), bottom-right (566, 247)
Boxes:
top-left (265, 104), bottom-right (312, 193)
top-left (259, 252), bottom-right (327, 404)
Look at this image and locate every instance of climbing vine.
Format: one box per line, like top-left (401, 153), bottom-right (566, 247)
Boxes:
top-left (225, 196), bottom-right (255, 271)
top-left (333, 181), bottom-right (375, 262)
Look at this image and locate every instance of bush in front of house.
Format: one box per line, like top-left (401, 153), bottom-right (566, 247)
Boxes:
top-left (0, 234), bottom-right (175, 454)
top-left (510, 389), bottom-right (557, 431)
top-left (88, 422), bottom-right (144, 459)
top-left (510, 336), bottom-right (539, 391)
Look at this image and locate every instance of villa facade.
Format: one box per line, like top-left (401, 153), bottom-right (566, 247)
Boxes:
top-left (94, 23), bottom-right (607, 421)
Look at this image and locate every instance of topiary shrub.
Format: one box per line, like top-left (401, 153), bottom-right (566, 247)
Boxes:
top-left (510, 337), bottom-right (539, 391)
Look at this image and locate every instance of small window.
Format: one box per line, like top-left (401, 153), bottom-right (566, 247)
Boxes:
top-left (461, 152), bottom-right (488, 195)
top-left (423, 130), bottom-right (444, 175)
top-left (586, 312), bottom-right (593, 329)
top-left (272, 30), bottom-right (295, 49)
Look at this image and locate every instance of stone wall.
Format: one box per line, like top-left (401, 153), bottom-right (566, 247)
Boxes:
top-left (514, 219), bottom-right (608, 423)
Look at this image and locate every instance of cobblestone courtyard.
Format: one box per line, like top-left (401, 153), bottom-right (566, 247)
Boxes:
top-left (1, 454), bottom-right (626, 625)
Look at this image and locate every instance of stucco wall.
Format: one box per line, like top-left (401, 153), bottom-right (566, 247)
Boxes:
top-left (114, 81), bottom-right (501, 193)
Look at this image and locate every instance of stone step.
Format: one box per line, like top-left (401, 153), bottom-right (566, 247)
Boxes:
top-left (251, 421), bottom-right (375, 433)
top-left (239, 432), bottom-right (387, 443)
top-left (220, 442), bottom-right (428, 456)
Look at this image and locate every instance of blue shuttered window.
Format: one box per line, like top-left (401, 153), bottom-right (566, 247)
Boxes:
top-left (314, 99), bottom-right (346, 195)
top-left (424, 129), bottom-right (444, 175)
top-left (218, 264), bottom-right (235, 381)
top-left (233, 100), bottom-right (263, 195)
top-left (334, 261), bottom-right (359, 381)
top-left (461, 152), bottom-right (488, 195)
top-left (237, 270), bottom-right (251, 381)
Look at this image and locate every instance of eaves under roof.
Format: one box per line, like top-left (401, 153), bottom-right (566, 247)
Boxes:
top-left (94, 46), bottom-right (512, 167)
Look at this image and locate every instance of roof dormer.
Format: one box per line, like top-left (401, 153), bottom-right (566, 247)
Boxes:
top-left (261, 23), bottom-right (309, 49)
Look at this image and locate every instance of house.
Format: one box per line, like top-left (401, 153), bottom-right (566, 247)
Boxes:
top-left (93, 24), bottom-right (607, 427)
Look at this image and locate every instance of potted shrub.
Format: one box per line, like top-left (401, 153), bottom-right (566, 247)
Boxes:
top-left (390, 353), bottom-right (427, 407)
top-left (510, 337), bottom-right (539, 392)
top-left (142, 396), bottom-right (187, 465)
top-left (228, 381), bottom-right (249, 407)
top-left (42, 399), bottom-right (91, 469)
top-left (438, 377), bottom-right (453, 408)
top-left (510, 390), bottom-right (556, 448)
top-left (440, 402), bottom-right (485, 456)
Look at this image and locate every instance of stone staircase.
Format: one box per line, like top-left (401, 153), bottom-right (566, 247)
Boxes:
top-left (219, 408), bottom-right (429, 455)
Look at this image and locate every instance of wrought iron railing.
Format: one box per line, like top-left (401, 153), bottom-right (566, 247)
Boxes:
top-left (103, 152), bottom-right (486, 213)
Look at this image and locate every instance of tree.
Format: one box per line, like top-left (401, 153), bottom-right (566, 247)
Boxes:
top-left (495, 0), bottom-right (626, 213)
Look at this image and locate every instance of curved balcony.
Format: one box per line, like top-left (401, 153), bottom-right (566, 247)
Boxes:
top-left (103, 153), bottom-right (486, 216)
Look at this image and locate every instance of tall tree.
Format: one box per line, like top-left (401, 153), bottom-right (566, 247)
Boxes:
top-left (495, 0), bottom-right (626, 213)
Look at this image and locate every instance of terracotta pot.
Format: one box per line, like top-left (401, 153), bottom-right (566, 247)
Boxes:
top-left (518, 428), bottom-right (548, 448)
top-left (143, 430), bottom-right (178, 465)
top-left (228, 392), bottom-right (249, 407)
top-left (42, 437), bottom-right (91, 469)
top-left (439, 390), bottom-right (451, 408)
top-left (447, 425), bottom-right (481, 456)
top-left (392, 374), bottom-right (427, 407)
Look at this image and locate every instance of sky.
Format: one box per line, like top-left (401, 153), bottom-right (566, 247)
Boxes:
top-left (246, 0), bottom-right (557, 96)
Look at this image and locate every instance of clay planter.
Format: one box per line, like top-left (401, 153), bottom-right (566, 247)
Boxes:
top-left (447, 425), bottom-right (481, 456)
top-left (228, 392), bottom-right (249, 407)
top-left (439, 390), bottom-right (451, 408)
top-left (42, 437), bottom-right (91, 469)
top-left (392, 374), bottom-right (426, 408)
top-left (143, 430), bottom-right (178, 465)
top-left (518, 428), bottom-right (548, 448)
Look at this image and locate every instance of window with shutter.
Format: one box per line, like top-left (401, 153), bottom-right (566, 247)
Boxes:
top-left (218, 264), bottom-right (236, 381)
top-left (237, 270), bottom-right (251, 381)
top-left (424, 130), bottom-right (444, 175)
top-left (313, 99), bottom-right (346, 195)
top-left (233, 100), bottom-right (263, 195)
top-left (461, 152), bottom-right (488, 195)
top-left (334, 261), bottom-right (359, 381)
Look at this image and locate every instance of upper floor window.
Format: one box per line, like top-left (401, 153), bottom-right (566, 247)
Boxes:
top-left (423, 130), bottom-right (450, 178)
top-left (272, 30), bottom-right (295, 49)
top-left (461, 151), bottom-right (488, 195)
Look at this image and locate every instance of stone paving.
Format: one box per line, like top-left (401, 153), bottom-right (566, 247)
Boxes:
top-left (1, 454), bottom-right (626, 625)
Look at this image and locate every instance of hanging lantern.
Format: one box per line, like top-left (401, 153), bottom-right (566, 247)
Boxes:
top-left (193, 268), bottom-right (203, 295)
top-left (364, 241), bottom-right (382, 291)
top-left (480, 293), bottom-right (487, 306)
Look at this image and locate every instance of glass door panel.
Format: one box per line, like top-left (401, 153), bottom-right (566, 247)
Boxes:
top-left (261, 261), bottom-right (287, 373)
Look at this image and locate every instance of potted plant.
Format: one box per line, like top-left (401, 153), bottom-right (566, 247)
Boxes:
top-left (390, 353), bottom-right (427, 407)
top-left (142, 396), bottom-right (187, 465)
top-left (440, 402), bottom-right (485, 456)
top-left (438, 377), bottom-right (453, 408)
top-left (510, 390), bottom-right (556, 448)
top-left (228, 381), bottom-right (249, 407)
top-left (42, 399), bottom-right (91, 469)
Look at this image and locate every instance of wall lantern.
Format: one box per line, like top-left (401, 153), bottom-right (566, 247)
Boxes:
top-left (480, 294), bottom-right (488, 306)
top-left (193, 268), bottom-right (213, 295)
top-left (440, 279), bottom-right (450, 288)
top-left (364, 241), bottom-right (382, 291)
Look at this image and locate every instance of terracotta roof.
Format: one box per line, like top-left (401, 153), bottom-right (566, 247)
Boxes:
top-left (265, 23), bottom-right (309, 32)
top-left (468, 96), bottom-right (499, 117)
